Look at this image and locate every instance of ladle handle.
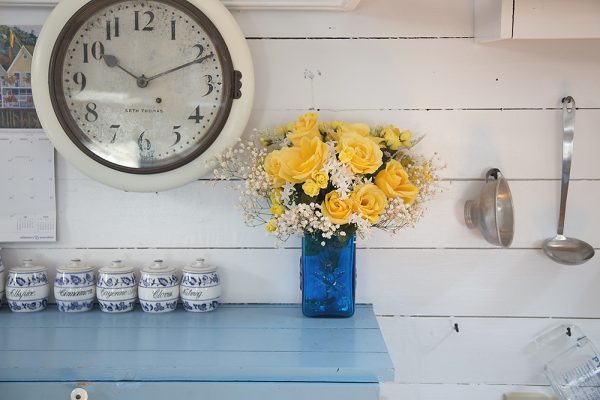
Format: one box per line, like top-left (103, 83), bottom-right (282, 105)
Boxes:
top-left (558, 96), bottom-right (575, 236)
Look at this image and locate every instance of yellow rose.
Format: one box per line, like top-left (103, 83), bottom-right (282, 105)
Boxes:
top-left (311, 170), bottom-right (329, 189)
top-left (288, 112), bottom-right (321, 146)
top-left (270, 203), bottom-right (285, 216)
top-left (337, 131), bottom-right (383, 174)
top-left (278, 137), bottom-right (329, 184)
top-left (266, 220), bottom-right (277, 233)
top-left (302, 180), bottom-right (321, 197)
top-left (351, 184), bottom-right (388, 223)
top-left (375, 160), bottom-right (419, 204)
top-left (264, 151), bottom-right (286, 188)
top-left (322, 191), bottom-right (353, 225)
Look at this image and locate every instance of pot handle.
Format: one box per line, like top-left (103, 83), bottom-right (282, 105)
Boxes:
top-left (485, 168), bottom-right (502, 182)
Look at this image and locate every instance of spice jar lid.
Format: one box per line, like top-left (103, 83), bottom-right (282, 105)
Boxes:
top-left (183, 258), bottom-right (217, 273)
top-left (141, 260), bottom-right (176, 275)
top-left (57, 258), bottom-right (93, 273)
top-left (99, 260), bottom-right (134, 274)
top-left (9, 259), bottom-right (47, 274)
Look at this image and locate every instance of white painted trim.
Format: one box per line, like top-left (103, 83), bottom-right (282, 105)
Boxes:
top-left (0, 0), bottom-right (361, 10)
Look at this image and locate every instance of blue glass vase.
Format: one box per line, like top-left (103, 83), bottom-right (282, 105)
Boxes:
top-left (300, 233), bottom-right (356, 318)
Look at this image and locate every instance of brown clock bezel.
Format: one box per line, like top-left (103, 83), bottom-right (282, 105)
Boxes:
top-left (48, 0), bottom-right (236, 175)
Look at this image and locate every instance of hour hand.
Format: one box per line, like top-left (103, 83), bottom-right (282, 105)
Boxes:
top-left (103, 55), bottom-right (144, 83)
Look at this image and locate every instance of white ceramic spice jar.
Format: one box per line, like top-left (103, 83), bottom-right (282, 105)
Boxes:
top-left (97, 260), bottom-right (137, 313)
top-left (54, 259), bottom-right (96, 312)
top-left (6, 259), bottom-right (49, 312)
top-left (0, 253), bottom-right (5, 308)
top-left (139, 260), bottom-right (179, 313)
top-left (181, 258), bottom-right (221, 313)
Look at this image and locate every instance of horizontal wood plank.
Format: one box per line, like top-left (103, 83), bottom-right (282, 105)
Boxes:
top-left (249, 39), bottom-right (600, 109)
top-left (55, 109), bottom-right (600, 181)
top-left (3, 179), bottom-right (598, 249)
top-left (0, 304), bottom-right (379, 329)
top-left (0, 0), bottom-right (473, 38)
top-left (0, 382), bottom-right (379, 400)
top-left (379, 316), bottom-right (600, 386)
top-left (380, 383), bottom-right (554, 399)
top-left (1, 249), bottom-right (599, 318)
top-left (0, 306), bottom-right (393, 383)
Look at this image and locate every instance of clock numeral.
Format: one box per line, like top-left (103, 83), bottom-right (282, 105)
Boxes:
top-left (106, 17), bottom-right (120, 40)
top-left (171, 20), bottom-right (176, 40)
top-left (138, 132), bottom-right (151, 151)
top-left (85, 103), bottom-right (98, 123)
top-left (135, 11), bottom-right (155, 31)
top-left (188, 106), bottom-right (204, 124)
top-left (171, 126), bottom-right (182, 147)
top-left (73, 72), bottom-right (86, 92)
top-left (203, 75), bottom-right (214, 97)
top-left (109, 124), bottom-right (120, 143)
top-left (193, 44), bottom-right (204, 59)
top-left (83, 41), bottom-right (104, 63)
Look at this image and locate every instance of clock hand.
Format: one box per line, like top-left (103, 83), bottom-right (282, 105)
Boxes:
top-left (146, 53), bottom-right (215, 82)
top-left (103, 55), bottom-right (149, 88)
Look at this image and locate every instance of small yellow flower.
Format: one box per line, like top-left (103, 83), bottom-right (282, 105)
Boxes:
top-left (270, 203), bottom-right (285, 216)
top-left (383, 130), bottom-right (401, 150)
top-left (311, 170), bottom-right (329, 189)
top-left (302, 179), bottom-right (321, 197)
top-left (266, 220), bottom-right (277, 233)
top-left (399, 130), bottom-right (413, 148)
top-left (260, 136), bottom-right (271, 147)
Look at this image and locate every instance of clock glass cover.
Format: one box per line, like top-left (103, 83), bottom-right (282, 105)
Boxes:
top-left (49, 0), bottom-right (235, 174)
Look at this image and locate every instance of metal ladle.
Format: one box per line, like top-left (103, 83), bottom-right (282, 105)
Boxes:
top-left (543, 96), bottom-right (595, 265)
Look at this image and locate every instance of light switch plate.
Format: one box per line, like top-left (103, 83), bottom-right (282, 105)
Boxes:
top-left (504, 393), bottom-right (557, 400)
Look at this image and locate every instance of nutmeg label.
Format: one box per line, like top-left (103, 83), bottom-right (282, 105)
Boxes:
top-left (182, 288), bottom-right (205, 300)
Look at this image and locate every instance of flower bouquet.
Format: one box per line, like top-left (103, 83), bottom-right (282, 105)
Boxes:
top-left (215, 113), bottom-right (440, 317)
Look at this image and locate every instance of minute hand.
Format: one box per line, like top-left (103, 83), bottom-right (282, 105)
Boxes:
top-left (146, 53), bottom-right (215, 82)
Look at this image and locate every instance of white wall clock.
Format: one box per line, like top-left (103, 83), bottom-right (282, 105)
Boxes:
top-left (32, 0), bottom-right (254, 192)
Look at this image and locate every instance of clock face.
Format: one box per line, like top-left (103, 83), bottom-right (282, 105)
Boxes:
top-left (49, 0), bottom-right (235, 174)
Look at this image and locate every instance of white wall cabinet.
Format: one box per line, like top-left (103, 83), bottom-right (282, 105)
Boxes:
top-left (475, 0), bottom-right (600, 41)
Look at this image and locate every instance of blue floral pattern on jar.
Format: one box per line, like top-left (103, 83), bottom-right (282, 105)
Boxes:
top-left (182, 300), bottom-right (219, 312)
top-left (139, 274), bottom-right (178, 288)
top-left (7, 272), bottom-right (48, 287)
top-left (98, 274), bottom-right (137, 288)
top-left (98, 300), bottom-right (135, 313)
top-left (57, 300), bottom-right (94, 312)
top-left (8, 299), bottom-right (48, 312)
top-left (181, 272), bottom-right (219, 287)
top-left (55, 272), bottom-right (94, 287)
top-left (141, 301), bottom-right (178, 312)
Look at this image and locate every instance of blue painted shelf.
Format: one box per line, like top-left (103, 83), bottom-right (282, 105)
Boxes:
top-left (0, 304), bottom-right (393, 400)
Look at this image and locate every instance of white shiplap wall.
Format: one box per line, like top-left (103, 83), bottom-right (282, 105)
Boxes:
top-left (2, 1), bottom-right (600, 398)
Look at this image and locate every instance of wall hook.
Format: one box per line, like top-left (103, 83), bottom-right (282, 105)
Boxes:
top-left (454, 323), bottom-right (460, 333)
top-left (566, 327), bottom-right (572, 337)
